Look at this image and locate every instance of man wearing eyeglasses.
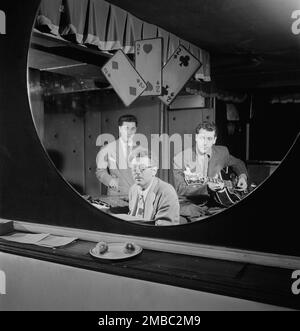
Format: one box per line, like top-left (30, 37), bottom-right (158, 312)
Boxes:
top-left (173, 121), bottom-right (248, 221)
top-left (96, 114), bottom-right (138, 196)
top-left (128, 148), bottom-right (180, 226)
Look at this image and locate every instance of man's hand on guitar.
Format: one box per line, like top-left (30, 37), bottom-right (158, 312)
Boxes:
top-left (208, 181), bottom-right (225, 192)
top-left (236, 174), bottom-right (247, 191)
top-left (109, 178), bottom-right (119, 191)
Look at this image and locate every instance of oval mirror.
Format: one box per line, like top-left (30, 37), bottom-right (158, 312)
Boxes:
top-left (27, 0), bottom-right (300, 226)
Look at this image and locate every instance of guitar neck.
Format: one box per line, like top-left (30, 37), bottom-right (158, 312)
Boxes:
top-left (185, 175), bottom-right (233, 188)
top-left (206, 177), bottom-right (232, 188)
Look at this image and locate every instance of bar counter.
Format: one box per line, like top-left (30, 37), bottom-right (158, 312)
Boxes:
top-left (0, 223), bottom-right (299, 310)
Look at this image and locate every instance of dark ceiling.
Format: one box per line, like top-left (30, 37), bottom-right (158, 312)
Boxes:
top-left (106, 0), bottom-right (300, 89)
top-left (29, 0), bottom-right (300, 93)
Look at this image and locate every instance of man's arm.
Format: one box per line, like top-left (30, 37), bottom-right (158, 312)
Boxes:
top-left (224, 147), bottom-right (248, 190)
top-left (225, 151), bottom-right (248, 177)
top-left (95, 147), bottom-right (114, 187)
top-left (173, 153), bottom-right (208, 197)
top-left (154, 187), bottom-right (180, 226)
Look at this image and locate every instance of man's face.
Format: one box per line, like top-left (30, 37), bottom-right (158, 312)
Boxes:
top-left (119, 121), bottom-right (137, 143)
top-left (130, 156), bottom-right (157, 189)
top-left (195, 128), bottom-right (216, 154)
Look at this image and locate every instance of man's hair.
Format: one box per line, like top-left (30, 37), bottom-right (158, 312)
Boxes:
top-left (195, 121), bottom-right (218, 137)
top-left (118, 114), bottom-right (138, 127)
top-left (128, 147), bottom-right (158, 168)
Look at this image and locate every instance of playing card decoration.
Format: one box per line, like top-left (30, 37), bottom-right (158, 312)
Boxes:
top-left (159, 45), bottom-right (202, 106)
top-left (102, 43), bottom-right (201, 107)
top-left (101, 50), bottom-right (147, 106)
top-left (135, 38), bottom-right (162, 96)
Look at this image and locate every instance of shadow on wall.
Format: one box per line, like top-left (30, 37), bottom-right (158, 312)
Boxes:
top-left (46, 149), bottom-right (84, 194)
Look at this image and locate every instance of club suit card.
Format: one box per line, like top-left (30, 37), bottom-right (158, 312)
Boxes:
top-left (159, 45), bottom-right (202, 106)
top-left (101, 50), bottom-right (147, 106)
top-left (135, 38), bottom-right (163, 96)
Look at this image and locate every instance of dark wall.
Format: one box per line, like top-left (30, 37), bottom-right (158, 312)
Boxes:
top-left (250, 97), bottom-right (300, 161)
top-left (41, 90), bottom-right (161, 197)
top-left (1, 0), bottom-right (300, 256)
top-left (215, 99), bottom-right (249, 161)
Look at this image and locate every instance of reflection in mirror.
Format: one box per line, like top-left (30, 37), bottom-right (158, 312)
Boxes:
top-left (28, 0), bottom-right (299, 226)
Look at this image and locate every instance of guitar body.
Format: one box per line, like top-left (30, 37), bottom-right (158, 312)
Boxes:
top-left (213, 168), bottom-right (245, 207)
top-left (183, 167), bottom-right (248, 208)
top-left (213, 186), bottom-right (243, 207)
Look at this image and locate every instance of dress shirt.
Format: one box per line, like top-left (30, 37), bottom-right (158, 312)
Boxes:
top-left (196, 148), bottom-right (211, 178)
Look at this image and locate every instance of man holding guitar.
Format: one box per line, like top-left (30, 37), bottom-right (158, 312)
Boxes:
top-left (173, 121), bottom-right (248, 221)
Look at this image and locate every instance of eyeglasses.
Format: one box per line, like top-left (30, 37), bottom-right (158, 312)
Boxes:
top-left (131, 165), bottom-right (152, 173)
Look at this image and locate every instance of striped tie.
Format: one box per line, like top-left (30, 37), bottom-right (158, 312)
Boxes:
top-left (136, 194), bottom-right (145, 217)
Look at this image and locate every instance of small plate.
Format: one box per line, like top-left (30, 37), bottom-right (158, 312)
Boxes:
top-left (89, 242), bottom-right (143, 260)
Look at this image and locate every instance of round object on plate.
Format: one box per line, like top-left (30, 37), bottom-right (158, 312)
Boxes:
top-left (94, 241), bottom-right (108, 255)
top-left (89, 242), bottom-right (142, 260)
top-left (124, 242), bottom-right (136, 254)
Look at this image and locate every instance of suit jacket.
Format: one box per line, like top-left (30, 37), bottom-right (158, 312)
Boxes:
top-left (173, 145), bottom-right (248, 197)
top-left (96, 139), bottom-right (135, 196)
top-left (129, 177), bottom-right (180, 225)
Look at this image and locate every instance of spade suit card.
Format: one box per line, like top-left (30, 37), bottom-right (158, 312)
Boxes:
top-left (101, 50), bottom-right (147, 106)
top-left (135, 38), bottom-right (163, 96)
top-left (159, 45), bottom-right (202, 106)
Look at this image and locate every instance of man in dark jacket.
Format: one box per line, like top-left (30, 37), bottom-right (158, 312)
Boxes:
top-left (173, 121), bottom-right (248, 221)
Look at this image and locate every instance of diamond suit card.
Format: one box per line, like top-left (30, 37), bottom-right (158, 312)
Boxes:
top-left (101, 50), bottom-right (147, 106)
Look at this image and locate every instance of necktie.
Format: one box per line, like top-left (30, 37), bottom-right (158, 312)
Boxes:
top-left (136, 194), bottom-right (145, 217)
top-left (126, 144), bottom-right (132, 166)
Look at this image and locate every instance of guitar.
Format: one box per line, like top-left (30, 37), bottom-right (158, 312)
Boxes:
top-left (211, 169), bottom-right (247, 207)
top-left (184, 168), bottom-right (248, 207)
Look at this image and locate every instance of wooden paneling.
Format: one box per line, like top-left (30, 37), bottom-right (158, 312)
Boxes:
top-left (44, 113), bottom-right (85, 194)
top-left (84, 94), bottom-right (161, 194)
top-left (84, 110), bottom-right (102, 196)
top-left (169, 108), bottom-right (203, 137)
top-left (41, 92), bottom-right (162, 196)
top-left (100, 95), bottom-right (161, 147)
top-left (202, 107), bottom-right (215, 123)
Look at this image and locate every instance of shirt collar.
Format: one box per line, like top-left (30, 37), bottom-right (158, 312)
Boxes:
top-left (120, 138), bottom-right (134, 147)
top-left (138, 178), bottom-right (155, 199)
top-left (196, 146), bottom-right (212, 158)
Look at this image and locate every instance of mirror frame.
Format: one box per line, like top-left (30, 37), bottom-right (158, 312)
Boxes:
top-left (0, 0), bottom-right (300, 257)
